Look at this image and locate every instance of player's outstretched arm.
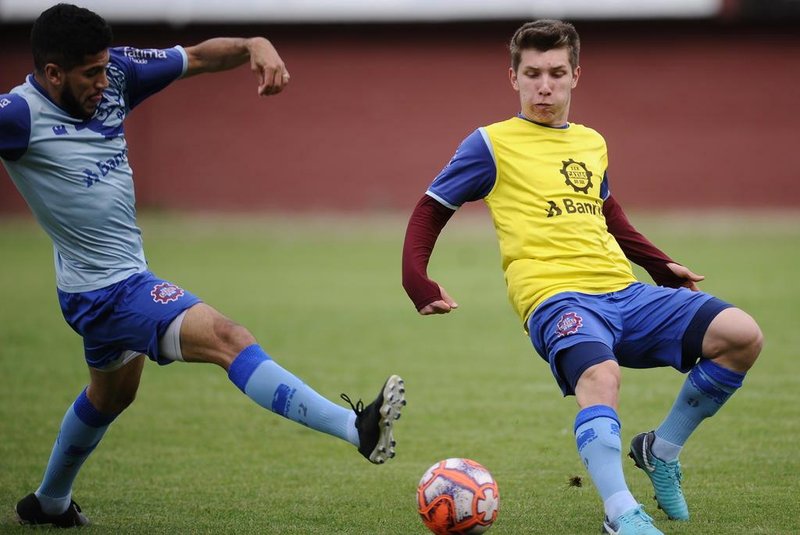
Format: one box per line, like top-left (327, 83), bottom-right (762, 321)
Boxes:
top-left (402, 195), bottom-right (458, 315)
top-left (183, 37), bottom-right (289, 96)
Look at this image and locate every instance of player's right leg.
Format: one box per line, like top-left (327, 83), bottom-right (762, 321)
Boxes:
top-left (17, 271), bottom-right (193, 526)
top-left (571, 359), bottom-right (663, 535)
top-left (174, 303), bottom-right (405, 463)
top-left (16, 354), bottom-right (145, 527)
top-left (528, 295), bottom-right (663, 534)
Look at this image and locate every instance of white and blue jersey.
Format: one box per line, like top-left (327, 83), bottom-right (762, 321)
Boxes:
top-left (0, 46), bottom-right (188, 292)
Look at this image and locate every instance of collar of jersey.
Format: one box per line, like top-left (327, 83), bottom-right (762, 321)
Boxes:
top-left (516, 113), bottom-right (570, 129)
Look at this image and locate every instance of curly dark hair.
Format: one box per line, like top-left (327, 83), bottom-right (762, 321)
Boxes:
top-left (509, 20), bottom-right (580, 72)
top-left (31, 3), bottom-right (113, 72)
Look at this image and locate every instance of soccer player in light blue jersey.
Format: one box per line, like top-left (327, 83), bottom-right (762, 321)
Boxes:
top-left (402, 20), bottom-right (762, 535)
top-left (1, 4), bottom-right (405, 528)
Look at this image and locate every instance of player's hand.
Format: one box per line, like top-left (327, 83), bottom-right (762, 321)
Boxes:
top-left (418, 286), bottom-right (459, 315)
top-left (247, 37), bottom-right (290, 96)
top-left (667, 262), bottom-right (705, 291)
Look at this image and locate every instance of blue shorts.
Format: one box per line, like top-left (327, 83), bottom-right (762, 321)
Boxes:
top-left (527, 282), bottom-right (732, 395)
top-left (58, 271), bottom-right (202, 369)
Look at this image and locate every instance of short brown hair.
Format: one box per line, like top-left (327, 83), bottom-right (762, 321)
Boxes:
top-left (509, 20), bottom-right (580, 72)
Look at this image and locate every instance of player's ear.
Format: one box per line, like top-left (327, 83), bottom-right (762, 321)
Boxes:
top-left (509, 67), bottom-right (519, 91)
top-left (43, 63), bottom-right (65, 87)
top-left (571, 65), bottom-right (581, 89)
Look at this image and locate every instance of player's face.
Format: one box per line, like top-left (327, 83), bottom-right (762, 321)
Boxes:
top-left (56, 50), bottom-right (110, 120)
top-left (509, 47), bottom-right (580, 127)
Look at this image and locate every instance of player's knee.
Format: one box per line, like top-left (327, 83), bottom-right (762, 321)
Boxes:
top-left (575, 360), bottom-right (621, 401)
top-left (735, 317), bottom-right (763, 368)
top-left (705, 308), bottom-right (763, 370)
top-left (87, 385), bottom-right (138, 414)
top-left (213, 317), bottom-right (257, 353)
top-left (112, 388), bottom-right (138, 413)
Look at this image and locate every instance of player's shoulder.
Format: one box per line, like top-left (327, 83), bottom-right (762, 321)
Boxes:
top-left (567, 121), bottom-right (605, 140)
top-left (109, 45), bottom-right (183, 66)
top-left (483, 116), bottom-right (520, 131)
top-left (0, 92), bottom-right (31, 123)
top-left (107, 45), bottom-right (187, 84)
top-left (107, 46), bottom-right (139, 70)
top-left (0, 91), bottom-right (33, 161)
top-left (0, 91), bottom-right (27, 106)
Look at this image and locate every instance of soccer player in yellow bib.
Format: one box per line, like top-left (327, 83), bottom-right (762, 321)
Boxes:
top-left (402, 20), bottom-right (762, 535)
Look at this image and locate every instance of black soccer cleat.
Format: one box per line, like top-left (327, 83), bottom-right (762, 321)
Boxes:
top-left (341, 374), bottom-right (406, 464)
top-left (15, 492), bottom-right (90, 528)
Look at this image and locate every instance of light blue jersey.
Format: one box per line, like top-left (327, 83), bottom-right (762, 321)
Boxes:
top-left (0, 46), bottom-right (187, 292)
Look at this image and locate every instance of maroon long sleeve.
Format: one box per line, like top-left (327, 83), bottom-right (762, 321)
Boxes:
top-left (602, 194), bottom-right (684, 288)
top-left (402, 195), bottom-right (456, 310)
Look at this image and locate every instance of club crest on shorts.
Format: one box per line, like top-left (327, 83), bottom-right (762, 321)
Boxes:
top-left (150, 282), bottom-right (185, 304)
top-left (555, 311), bottom-right (583, 337)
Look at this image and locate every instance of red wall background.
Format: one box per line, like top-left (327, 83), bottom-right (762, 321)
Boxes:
top-left (2, 21), bottom-right (799, 213)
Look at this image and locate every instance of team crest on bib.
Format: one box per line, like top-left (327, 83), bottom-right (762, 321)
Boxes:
top-left (560, 159), bottom-right (593, 194)
top-left (151, 282), bottom-right (185, 304)
top-left (555, 311), bottom-right (583, 337)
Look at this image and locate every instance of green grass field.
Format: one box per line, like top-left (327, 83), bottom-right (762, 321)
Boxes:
top-left (1, 211), bottom-right (798, 534)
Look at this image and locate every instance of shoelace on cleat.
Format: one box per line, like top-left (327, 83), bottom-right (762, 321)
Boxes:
top-left (340, 393), bottom-right (364, 414)
top-left (623, 509), bottom-right (655, 529)
top-left (654, 459), bottom-right (683, 487)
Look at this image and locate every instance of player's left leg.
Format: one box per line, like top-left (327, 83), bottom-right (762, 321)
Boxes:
top-left (623, 291), bottom-right (762, 521)
top-left (632, 306), bottom-right (762, 518)
top-left (175, 303), bottom-right (405, 464)
top-left (652, 307), bottom-right (761, 458)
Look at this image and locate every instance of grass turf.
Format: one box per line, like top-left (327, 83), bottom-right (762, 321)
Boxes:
top-left (0, 211), bottom-right (798, 534)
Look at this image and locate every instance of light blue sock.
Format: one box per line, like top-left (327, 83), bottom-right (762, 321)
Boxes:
top-left (35, 388), bottom-right (117, 515)
top-left (575, 405), bottom-right (638, 521)
top-left (228, 344), bottom-right (358, 445)
top-left (654, 359), bottom-right (745, 461)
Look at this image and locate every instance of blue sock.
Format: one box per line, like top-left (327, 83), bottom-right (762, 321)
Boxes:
top-left (654, 359), bottom-right (745, 461)
top-left (228, 344), bottom-right (358, 445)
top-left (35, 388), bottom-right (117, 515)
top-left (575, 405), bottom-right (637, 521)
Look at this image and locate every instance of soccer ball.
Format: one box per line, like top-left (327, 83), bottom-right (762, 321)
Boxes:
top-left (416, 458), bottom-right (500, 535)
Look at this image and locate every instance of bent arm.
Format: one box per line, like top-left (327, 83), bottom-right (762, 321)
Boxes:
top-left (183, 37), bottom-right (289, 96)
top-left (402, 195), bottom-right (456, 312)
top-left (602, 194), bottom-right (685, 287)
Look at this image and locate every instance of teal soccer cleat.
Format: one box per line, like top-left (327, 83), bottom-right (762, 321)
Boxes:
top-left (603, 505), bottom-right (664, 535)
top-left (629, 431), bottom-right (690, 521)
